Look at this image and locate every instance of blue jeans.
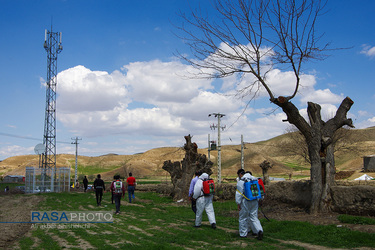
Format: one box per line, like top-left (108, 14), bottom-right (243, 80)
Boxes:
top-left (128, 186), bottom-right (135, 203)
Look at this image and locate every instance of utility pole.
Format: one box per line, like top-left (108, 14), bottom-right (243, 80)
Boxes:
top-left (71, 137), bottom-right (82, 187)
top-left (207, 134), bottom-right (211, 161)
top-left (208, 113), bottom-right (225, 184)
top-left (241, 134), bottom-right (244, 169)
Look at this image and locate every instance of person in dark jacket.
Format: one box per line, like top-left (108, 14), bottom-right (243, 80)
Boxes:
top-left (93, 174), bottom-right (105, 206)
top-left (83, 176), bottom-right (89, 192)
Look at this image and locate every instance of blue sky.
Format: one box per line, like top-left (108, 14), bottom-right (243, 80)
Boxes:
top-left (0, 0), bottom-right (374, 160)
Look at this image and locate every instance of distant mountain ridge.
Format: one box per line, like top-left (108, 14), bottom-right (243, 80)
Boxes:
top-left (1, 127), bottom-right (375, 181)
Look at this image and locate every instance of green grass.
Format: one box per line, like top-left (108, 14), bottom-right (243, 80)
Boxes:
top-left (16, 191), bottom-right (375, 249)
top-left (283, 162), bottom-right (310, 171)
top-left (0, 182), bottom-right (24, 190)
top-left (69, 162), bottom-right (121, 176)
top-left (338, 214), bottom-right (375, 225)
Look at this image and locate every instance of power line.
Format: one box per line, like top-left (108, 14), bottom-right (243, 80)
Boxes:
top-left (0, 132), bottom-right (70, 144)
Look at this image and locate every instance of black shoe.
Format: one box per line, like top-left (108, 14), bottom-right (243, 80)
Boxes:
top-left (257, 231), bottom-right (263, 240)
top-left (193, 225), bottom-right (200, 228)
top-left (211, 223), bottom-right (216, 229)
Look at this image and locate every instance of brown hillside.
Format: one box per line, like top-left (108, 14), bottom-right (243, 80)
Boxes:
top-left (1, 127), bottom-right (375, 181)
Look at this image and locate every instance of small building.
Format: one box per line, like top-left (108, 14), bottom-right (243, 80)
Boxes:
top-left (3, 175), bottom-right (25, 183)
top-left (363, 155), bottom-right (375, 172)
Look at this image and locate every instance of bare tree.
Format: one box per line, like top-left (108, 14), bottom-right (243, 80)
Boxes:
top-left (176, 0), bottom-right (353, 213)
top-left (285, 126), bottom-right (360, 165)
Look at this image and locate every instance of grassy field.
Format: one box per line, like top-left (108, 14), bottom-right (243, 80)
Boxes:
top-left (13, 191), bottom-right (375, 249)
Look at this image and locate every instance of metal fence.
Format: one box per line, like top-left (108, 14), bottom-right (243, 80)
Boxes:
top-left (25, 167), bottom-right (70, 193)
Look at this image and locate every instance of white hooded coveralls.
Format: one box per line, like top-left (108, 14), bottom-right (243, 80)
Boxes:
top-left (193, 173), bottom-right (216, 227)
top-left (235, 173), bottom-right (263, 237)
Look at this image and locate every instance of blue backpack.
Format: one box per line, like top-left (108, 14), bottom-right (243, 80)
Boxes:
top-left (244, 179), bottom-right (262, 200)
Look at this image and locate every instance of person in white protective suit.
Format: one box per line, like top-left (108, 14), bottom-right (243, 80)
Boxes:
top-left (192, 173), bottom-right (217, 229)
top-left (235, 169), bottom-right (263, 240)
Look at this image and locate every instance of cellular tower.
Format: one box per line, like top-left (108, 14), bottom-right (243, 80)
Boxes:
top-left (42, 27), bottom-right (63, 173)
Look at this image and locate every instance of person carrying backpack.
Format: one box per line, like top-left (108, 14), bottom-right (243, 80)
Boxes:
top-left (236, 169), bottom-right (263, 239)
top-left (189, 171), bottom-right (202, 214)
top-left (110, 175), bottom-right (125, 214)
top-left (93, 174), bottom-right (105, 206)
top-left (192, 173), bottom-right (216, 229)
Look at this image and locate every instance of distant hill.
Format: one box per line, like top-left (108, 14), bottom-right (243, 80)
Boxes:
top-left (1, 127), bottom-right (375, 181)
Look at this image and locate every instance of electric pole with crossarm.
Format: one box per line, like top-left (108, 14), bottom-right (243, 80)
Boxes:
top-left (71, 137), bottom-right (82, 188)
top-left (208, 113), bottom-right (225, 184)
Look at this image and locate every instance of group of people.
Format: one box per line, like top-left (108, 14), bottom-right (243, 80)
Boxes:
top-left (82, 173), bottom-right (137, 214)
top-left (85, 169), bottom-right (263, 239)
top-left (188, 169), bottom-right (263, 240)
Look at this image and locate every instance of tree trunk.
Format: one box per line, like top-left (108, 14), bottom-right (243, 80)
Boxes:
top-left (259, 160), bottom-right (272, 185)
top-left (162, 135), bottom-right (213, 200)
top-left (274, 97), bottom-right (354, 214)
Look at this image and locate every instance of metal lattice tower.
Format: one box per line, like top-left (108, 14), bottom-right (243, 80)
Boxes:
top-left (42, 27), bottom-right (63, 172)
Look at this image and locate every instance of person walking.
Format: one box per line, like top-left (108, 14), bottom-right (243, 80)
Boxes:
top-left (110, 175), bottom-right (125, 215)
top-left (236, 169), bottom-right (263, 240)
top-left (126, 172), bottom-right (136, 203)
top-left (93, 174), bottom-right (105, 206)
top-left (188, 171), bottom-right (202, 214)
top-left (192, 173), bottom-right (216, 229)
top-left (83, 176), bottom-right (89, 192)
top-left (111, 176), bottom-right (115, 204)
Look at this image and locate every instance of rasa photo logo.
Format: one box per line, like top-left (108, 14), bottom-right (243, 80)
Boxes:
top-left (31, 211), bottom-right (113, 223)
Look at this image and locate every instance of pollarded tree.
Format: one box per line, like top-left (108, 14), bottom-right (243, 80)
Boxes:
top-left (284, 126), bottom-right (361, 165)
top-left (176, 0), bottom-right (353, 214)
top-left (162, 135), bottom-right (213, 200)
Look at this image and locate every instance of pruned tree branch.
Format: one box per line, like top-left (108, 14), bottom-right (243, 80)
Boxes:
top-left (175, 0), bottom-right (329, 103)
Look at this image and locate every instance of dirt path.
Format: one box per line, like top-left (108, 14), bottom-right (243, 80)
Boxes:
top-left (0, 194), bottom-right (44, 248)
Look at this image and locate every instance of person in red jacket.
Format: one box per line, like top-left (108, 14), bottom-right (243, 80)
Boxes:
top-left (110, 175), bottom-right (125, 214)
top-left (126, 172), bottom-right (136, 203)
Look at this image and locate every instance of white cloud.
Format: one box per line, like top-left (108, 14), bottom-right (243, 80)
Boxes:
top-left (360, 44), bottom-right (375, 58)
top-left (0, 145), bottom-right (34, 158)
top-left (57, 65), bottom-right (129, 112)
top-left (358, 110), bottom-right (370, 118)
top-left (122, 60), bottom-right (212, 105)
top-left (169, 91), bottom-right (240, 121)
top-left (355, 116), bottom-right (375, 129)
top-left (299, 89), bottom-right (344, 105)
top-left (55, 62), bottom-right (216, 139)
top-left (51, 54), bottom-right (352, 157)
